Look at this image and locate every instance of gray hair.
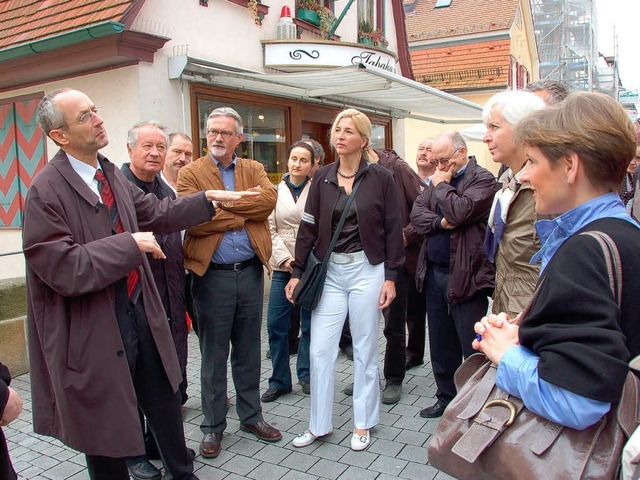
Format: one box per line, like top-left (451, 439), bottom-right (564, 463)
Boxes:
top-left (36, 88), bottom-right (71, 136)
top-left (526, 80), bottom-right (570, 105)
top-left (207, 107), bottom-right (244, 134)
top-left (126, 121), bottom-right (168, 149)
top-left (482, 90), bottom-right (545, 126)
top-left (305, 139), bottom-right (325, 165)
top-left (168, 132), bottom-right (192, 146)
top-left (436, 131), bottom-right (467, 151)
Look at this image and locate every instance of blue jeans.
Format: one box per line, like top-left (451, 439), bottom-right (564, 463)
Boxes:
top-left (267, 271), bottom-right (310, 390)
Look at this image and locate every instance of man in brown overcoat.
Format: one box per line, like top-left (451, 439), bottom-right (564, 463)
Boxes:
top-left (22, 89), bottom-right (253, 480)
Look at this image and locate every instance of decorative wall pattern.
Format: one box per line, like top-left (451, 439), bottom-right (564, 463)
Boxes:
top-left (0, 97), bottom-right (46, 227)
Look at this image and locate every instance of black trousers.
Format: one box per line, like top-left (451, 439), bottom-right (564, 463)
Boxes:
top-left (426, 268), bottom-right (489, 404)
top-left (1, 428), bottom-right (16, 480)
top-left (288, 305), bottom-right (301, 352)
top-left (186, 271), bottom-right (197, 336)
top-left (87, 297), bottom-right (195, 480)
top-left (382, 268), bottom-right (414, 384)
top-left (193, 262), bottom-right (264, 434)
top-left (406, 275), bottom-right (427, 364)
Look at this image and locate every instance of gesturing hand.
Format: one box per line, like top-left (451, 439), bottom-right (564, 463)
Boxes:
top-left (132, 232), bottom-right (165, 259)
top-left (204, 189), bottom-right (261, 202)
top-left (0, 387), bottom-right (22, 426)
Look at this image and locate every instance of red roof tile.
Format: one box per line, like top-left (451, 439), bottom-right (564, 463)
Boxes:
top-left (0, 0), bottom-right (137, 50)
top-left (406, 0), bottom-right (519, 41)
top-left (411, 40), bottom-right (510, 90)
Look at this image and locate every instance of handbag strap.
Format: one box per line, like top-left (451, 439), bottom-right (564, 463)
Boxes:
top-left (579, 231), bottom-right (622, 307)
top-left (321, 175), bottom-right (363, 265)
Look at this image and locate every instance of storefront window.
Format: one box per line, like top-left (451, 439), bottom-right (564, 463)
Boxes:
top-left (371, 123), bottom-right (386, 151)
top-left (197, 100), bottom-right (287, 183)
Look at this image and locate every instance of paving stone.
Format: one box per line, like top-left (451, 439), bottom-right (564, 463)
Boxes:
top-left (246, 461), bottom-right (289, 480)
top-left (339, 465), bottom-right (380, 479)
top-left (66, 470), bottom-right (90, 480)
top-left (193, 464), bottom-right (230, 480)
top-left (252, 443), bottom-right (292, 464)
top-left (397, 444), bottom-right (428, 464)
top-left (226, 437), bottom-right (266, 457)
top-left (312, 441), bottom-right (350, 461)
top-left (367, 437), bottom-right (403, 457)
top-left (395, 429), bottom-right (430, 447)
top-left (307, 458), bottom-right (348, 479)
top-left (279, 450), bottom-right (321, 472)
top-left (399, 461), bottom-right (441, 480)
top-left (219, 454), bottom-right (261, 476)
top-left (368, 455), bottom-right (409, 476)
top-left (434, 470), bottom-right (458, 479)
top-left (29, 454), bottom-right (59, 470)
top-left (5, 292), bottom-right (446, 480)
top-left (16, 464), bottom-right (45, 479)
top-left (40, 459), bottom-right (85, 480)
top-left (281, 470), bottom-right (320, 480)
top-left (370, 423), bottom-right (402, 441)
top-left (339, 449), bottom-right (378, 469)
top-left (393, 413), bottom-right (427, 431)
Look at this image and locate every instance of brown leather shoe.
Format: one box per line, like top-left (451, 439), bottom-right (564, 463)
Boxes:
top-left (200, 432), bottom-right (223, 458)
top-left (240, 420), bottom-right (282, 442)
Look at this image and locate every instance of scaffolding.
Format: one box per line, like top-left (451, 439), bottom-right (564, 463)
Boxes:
top-left (531, 0), bottom-right (605, 93)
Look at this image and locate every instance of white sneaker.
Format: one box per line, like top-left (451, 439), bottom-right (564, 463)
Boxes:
top-left (292, 430), bottom-right (318, 448)
top-left (350, 431), bottom-right (370, 451)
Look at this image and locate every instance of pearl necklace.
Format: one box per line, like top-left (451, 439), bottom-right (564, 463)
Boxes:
top-left (337, 169), bottom-right (357, 179)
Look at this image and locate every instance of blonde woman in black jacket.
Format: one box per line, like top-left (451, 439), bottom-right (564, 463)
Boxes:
top-left (285, 108), bottom-right (404, 451)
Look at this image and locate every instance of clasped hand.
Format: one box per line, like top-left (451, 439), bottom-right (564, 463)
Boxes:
top-left (472, 312), bottom-right (520, 365)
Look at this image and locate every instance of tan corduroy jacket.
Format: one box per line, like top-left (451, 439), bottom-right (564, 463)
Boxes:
top-left (176, 155), bottom-right (277, 276)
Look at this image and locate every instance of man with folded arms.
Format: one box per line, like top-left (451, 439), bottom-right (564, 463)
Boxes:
top-left (177, 107), bottom-right (279, 458)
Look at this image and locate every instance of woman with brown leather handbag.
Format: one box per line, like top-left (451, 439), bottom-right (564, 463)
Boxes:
top-left (429, 92), bottom-right (640, 479)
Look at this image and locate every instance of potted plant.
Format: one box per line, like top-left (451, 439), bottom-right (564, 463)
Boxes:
top-left (358, 20), bottom-right (374, 45)
top-left (370, 28), bottom-right (388, 48)
top-left (247, 0), bottom-right (263, 26)
top-left (298, 0), bottom-right (335, 37)
top-left (315, 4), bottom-right (335, 37)
top-left (298, 0), bottom-right (321, 26)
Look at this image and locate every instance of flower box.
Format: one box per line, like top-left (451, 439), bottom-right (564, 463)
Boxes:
top-left (297, 8), bottom-right (320, 26)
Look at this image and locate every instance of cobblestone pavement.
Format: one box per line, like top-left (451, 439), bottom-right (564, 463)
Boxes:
top-left (5, 288), bottom-right (454, 480)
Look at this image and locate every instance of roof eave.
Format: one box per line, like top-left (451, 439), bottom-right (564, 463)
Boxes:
top-left (408, 29), bottom-right (511, 49)
top-left (0, 30), bottom-right (169, 93)
top-left (0, 21), bottom-right (126, 62)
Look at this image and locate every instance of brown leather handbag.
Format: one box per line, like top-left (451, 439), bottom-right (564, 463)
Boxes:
top-left (428, 232), bottom-right (640, 480)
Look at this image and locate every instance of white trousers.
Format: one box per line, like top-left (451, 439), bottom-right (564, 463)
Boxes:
top-left (309, 251), bottom-right (384, 435)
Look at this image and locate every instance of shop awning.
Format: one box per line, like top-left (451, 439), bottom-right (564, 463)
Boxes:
top-left (168, 55), bottom-right (483, 124)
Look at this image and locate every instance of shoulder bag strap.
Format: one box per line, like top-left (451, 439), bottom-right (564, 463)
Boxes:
top-left (579, 231), bottom-right (622, 307)
top-left (322, 176), bottom-right (364, 266)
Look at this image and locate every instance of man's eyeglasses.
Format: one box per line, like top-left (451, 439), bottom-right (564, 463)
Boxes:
top-left (76, 107), bottom-right (101, 125)
top-left (206, 129), bottom-right (237, 140)
top-left (433, 147), bottom-right (461, 166)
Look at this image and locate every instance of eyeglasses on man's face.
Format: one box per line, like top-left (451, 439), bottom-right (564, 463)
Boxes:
top-left (433, 147), bottom-right (461, 166)
top-left (75, 106), bottom-right (101, 125)
top-left (206, 129), bottom-right (237, 140)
